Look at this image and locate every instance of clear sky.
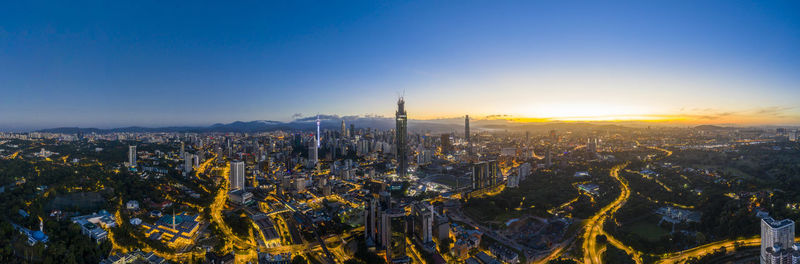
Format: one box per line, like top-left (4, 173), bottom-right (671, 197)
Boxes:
top-left (2, 1), bottom-right (800, 129)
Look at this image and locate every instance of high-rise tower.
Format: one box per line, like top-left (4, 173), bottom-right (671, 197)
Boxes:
top-left (128, 145), bottom-right (137, 167)
top-left (316, 115), bottom-right (321, 148)
top-left (310, 116), bottom-right (319, 167)
top-left (230, 160), bottom-right (245, 191)
top-left (395, 97), bottom-right (408, 178)
top-left (465, 115), bottom-right (471, 157)
top-left (465, 115), bottom-right (470, 143)
top-left (761, 217), bottom-right (795, 264)
top-left (341, 120), bottom-right (347, 138)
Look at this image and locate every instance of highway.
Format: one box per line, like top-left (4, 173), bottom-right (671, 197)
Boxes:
top-left (581, 162), bottom-right (640, 264)
top-left (655, 236), bottom-right (759, 264)
top-left (207, 163), bottom-right (259, 262)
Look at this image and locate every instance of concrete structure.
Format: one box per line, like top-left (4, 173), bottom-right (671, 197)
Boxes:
top-left (128, 145), bottom-right (137, 166)
top-left (441, 134), bottom-right (452, 154)
top-left (413, 202), bottom-right (434, 244)
top-left (71, 210), bottom-right (117, 242)
top-left (230, 160), bottom-right (245, 191)
top-left (762, 217), bottom-right (796, 264)
top-left (100, 250), bottom-right (167, 264)
top-left (12, 220), bottom-right (49, 246)
top-left (465, 115), bottom-right (470, 145)
top-left (381, 208), bottom-right (410, 263)
top-left (395, 97), bottom-right (408, 178)
top-left (364, 194), bottom-right (380, 246)
top-left (518, 162), bottom-right (531, 182)
top-left (472, 160), bottom-right (499, 190)
top-left (184, 153), bottom-right (194, 174)
top-left (341, 120), bottom-right (348, 138)
top-left (229, 189), bottom-right (253, 205)
top-left (126, 200), bottom-right (140, 210)
top-left (140, 213), bottom-right (201, 248)
top-left (763, 243), bottom-right (800, 264)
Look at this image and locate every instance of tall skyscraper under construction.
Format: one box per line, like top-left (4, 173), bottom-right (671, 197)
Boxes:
top-left (395, 97), bottom-right (408, 178)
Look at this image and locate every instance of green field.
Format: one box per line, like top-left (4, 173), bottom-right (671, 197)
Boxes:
top-left (628, 222), bottom-right (669, 242)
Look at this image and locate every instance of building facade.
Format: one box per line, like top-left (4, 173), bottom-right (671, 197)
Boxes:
top-left (230, 160), bottom-right (245, 191)
top-left (395, 98), bottom-right (408, 178)
top-left (762, 217), bottom-right (796, 264)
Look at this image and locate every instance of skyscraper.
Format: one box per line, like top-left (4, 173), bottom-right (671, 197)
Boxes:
top-left (465, 115), bottom-right (470, 143)
top-left (309, 116), bottom-right (320, 167)
top-left (184, 153), bottom-right (194, 174)
top-left (230, 160), bottom-right (245, 191)
top-left (316, 115), bottom-right (321, 148)
top-left (465, 115), bottom-right (471, 158)
top-left (440, 134), bottom-right (452, 154)
top-left (128, 145), bottom-right (137, 166)
top-left (395, 97), bottom-right (408, 178)
top-left (761, 217), bottom-right (796, 264)
top-left (308, 141), bottom-right (318, 166)
top-left (341, 120), bottom-right (348, 138)
top-left (381, 208), bottom-right (409, 263)
top-left (472, 160), bottom-right (499, 190)
top-left (364, 194), bottom-right (379, 245)
top-left (545, 147), bottom-right (553, 167)
top-left (413, 202), bottom-right (434, 244)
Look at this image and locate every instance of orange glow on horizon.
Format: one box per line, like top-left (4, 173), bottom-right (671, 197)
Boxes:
top-left (409, 110), bottom-right (799, 126)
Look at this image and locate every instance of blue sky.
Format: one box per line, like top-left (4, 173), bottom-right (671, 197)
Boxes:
top-left (2, 1), bottom-right (800, 129)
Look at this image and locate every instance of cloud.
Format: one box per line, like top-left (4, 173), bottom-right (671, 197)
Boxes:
top-left (294, 114), bottom-right (344, 122)
top-left (484, 114), bottom-right (513, 119)
top-left (755, 106), bottom-right (794, 116)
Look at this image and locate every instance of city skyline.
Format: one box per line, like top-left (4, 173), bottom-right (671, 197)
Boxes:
top-left (2, 1), bottom-right (800, 129)
top-left (3, 2), bottom-right (800, 264)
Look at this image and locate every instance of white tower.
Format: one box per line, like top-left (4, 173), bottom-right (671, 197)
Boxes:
top-left (230, 160), bottom-right (245, 191)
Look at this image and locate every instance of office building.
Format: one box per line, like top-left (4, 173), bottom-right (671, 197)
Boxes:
top-left (382, 208), bottom-right (410, 263)
top-left (230, 160), bottom-right (245, 191)
top-left (364, 194), bottom-right (380, 245)
top-left (465, 115), bottom-right (470, 143)
top-left (100, 250), bottom-right (167, 264)
top-left (441, 134), bottom-right (452, 154)
top-left (184, 153), bottom-right (194, 174)
top-left (465, 115), bottom-right (471, 157)
top-left (518, 162), bottom-right (532, 182)
top-left (128, 145), bottom-right (137, 166)
top-left (413, 202), bottom-right (434, 244)
top-left (140, 213), bottom-right (200, 248)
top-left (763, 243), bottom-right (800, 264)
top-left (762, 217), bottom-right (796, 264)
top-left (395, 98), bottom-right (408, 178)
top-left (308, 142), bottom-right (318, 167)
top-left (341, 120), bottom-right (348, 138)
top-left (472, 160), bottom-right (499, 190)
top-left (545, 147), bottom-right (552, 167)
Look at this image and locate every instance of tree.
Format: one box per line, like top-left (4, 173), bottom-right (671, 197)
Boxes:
top-left (292, 255), bottom-right (307, 264)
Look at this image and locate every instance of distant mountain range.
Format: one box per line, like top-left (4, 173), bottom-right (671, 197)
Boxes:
top-left (34, 116), bottom-right (626, 134)
top-left (33, 117), bottom-right (785, 134)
